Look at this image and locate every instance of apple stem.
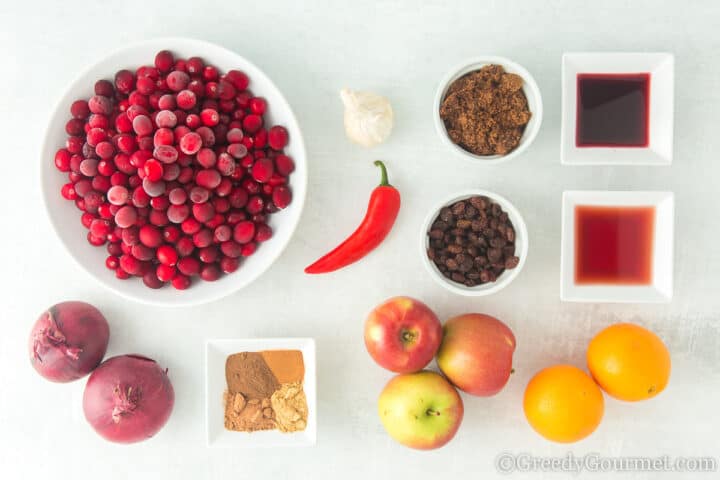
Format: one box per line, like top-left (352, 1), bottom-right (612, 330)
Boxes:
top-left (401, 331), bottom-right (415, 342)
top-left (426, 408), bottom-right (440, 417)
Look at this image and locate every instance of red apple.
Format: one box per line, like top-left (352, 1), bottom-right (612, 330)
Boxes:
top-left (378, 370), bottom-right (464, 450)
top-left (364, 296), bottom-right (442, 373)
top-left (436, 313), bottom-right (516, 396)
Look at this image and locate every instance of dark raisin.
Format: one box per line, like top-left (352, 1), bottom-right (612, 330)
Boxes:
top-left (503, 245), bottom-right (516, 257)
top-left (506, 227), bottom-right (515, 242)
top-left (487, 248), bottom-right (502, 262)
top-left (447, 244), bottom-right (463, 254)
top-left (439, 207), bottom-right (454, 223)
top-left (429, 229), bottom-right (444, 240)
top-left (451, 272), bottom-right (465, 283)
top-left (451, 201), bottom-right (466, 216)
top-left (479, 270), bottom-right (490, 283)
top-left (464, 205), bottom-right (477, 218)
top-left (427, 249), bottom-right (436, 260)
top-left (474, 256), bottom-right (488, 267)
top-left (446, 258), bottom-right (459, 270)
top-left (505, 256), bottom-right (520, 269)
top-left (490, 237), bottom-right (507, 248)
top-left (432, 220), bottom-right (449, 231)
top-left (456, 219), bottom-right (471, 229)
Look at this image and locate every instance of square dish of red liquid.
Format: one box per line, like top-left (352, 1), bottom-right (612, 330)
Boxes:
top-left (561, 53), bottom-right (674, 165)
top-left (574, 205), bottom-right (655, 285)
top-left (560, 191), bottom-right (674, 303)
top-left (576, 73), bottom-right (650, 147)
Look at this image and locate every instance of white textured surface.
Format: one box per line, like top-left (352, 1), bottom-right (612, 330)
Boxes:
top-left (2, 1), bottom-right (719, 479)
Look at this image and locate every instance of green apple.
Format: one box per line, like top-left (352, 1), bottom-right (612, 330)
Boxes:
top-left (377, 370), bottom-right (464, 450)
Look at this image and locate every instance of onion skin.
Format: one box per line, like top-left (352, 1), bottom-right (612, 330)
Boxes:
top-left (83, 354), bottom-right (175, 444)
top-left (29, 301), bottom-right (110, 383)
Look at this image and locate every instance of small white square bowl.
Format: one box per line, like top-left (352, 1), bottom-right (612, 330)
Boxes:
top-left (560, 191), bottom-right (674, 303)
top-left (561, 52), bottom-right (674, 165)
top-left (205, 338), bottom-right (317, 447)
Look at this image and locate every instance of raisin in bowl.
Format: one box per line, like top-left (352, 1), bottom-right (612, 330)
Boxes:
top-left (420, 190), bottom-right (528, 296)
top-left (41, 38), bottom-right (307, 306)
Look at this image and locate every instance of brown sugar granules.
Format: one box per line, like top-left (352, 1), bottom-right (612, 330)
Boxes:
top-left (440, 64), bottom-right (531, 156)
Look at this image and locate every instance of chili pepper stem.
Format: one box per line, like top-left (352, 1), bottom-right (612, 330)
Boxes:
top-left (374, 160), bottom-right (390, 186)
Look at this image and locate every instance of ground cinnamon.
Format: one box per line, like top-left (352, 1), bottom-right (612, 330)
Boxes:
top-left (225, 352), bottom-right (279, 399)
top-left (440, 64), bottom-right (531, 156)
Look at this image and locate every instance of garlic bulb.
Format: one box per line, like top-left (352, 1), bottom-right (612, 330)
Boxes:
top-left (340, 88), bottom-right (393, 148)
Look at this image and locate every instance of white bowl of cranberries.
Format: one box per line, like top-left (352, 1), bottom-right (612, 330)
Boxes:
top-left (41, 38), bottom-right (307, 306)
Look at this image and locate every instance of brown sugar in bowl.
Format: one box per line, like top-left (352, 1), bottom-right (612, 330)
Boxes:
top-left (434, 56), bottom-right (543, 164)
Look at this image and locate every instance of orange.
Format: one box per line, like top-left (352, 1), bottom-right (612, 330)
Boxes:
top-left (587, 322), bottom-right (670, 402)
top-left (523, 364), bottom-right (604, 443)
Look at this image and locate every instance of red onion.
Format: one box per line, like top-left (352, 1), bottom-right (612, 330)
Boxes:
top-left (83, 354), bottom-right (174, 443)
top-left (29, 301), bottom-right (109, 382)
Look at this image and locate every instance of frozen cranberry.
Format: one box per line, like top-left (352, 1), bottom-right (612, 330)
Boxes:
top-left (154, 50), bottom-right (174, 72)
top-left (228, 188), bottom-right (248, 208)
top-left (139, 224), bottom-right (162, 248)
top-left (136, 76), bottom-right (156, 95)
top-left (181, 218), bottom-right (202, 235)
top-left (193, 228), bottom-right (213, 248)
top-left (220, 241), bottom-right (242, 258)
top-left (167, 71), bottom-right (190, 92)
top-left (131, 244), bottom-right (154, 261)
top-left (214, 224), bottom-right (232, 243)
top-left (156, 245), bottom-right (179, 266)
top-left (155, 264), bottom-right (175, 283)
top-left (192, 202), bottom-right (215, 223)
top-left (66, 136), bottom-right (83, 154)
top-left (163, 225), bottom-right (181, 243)
top-left (141, 271), bottom-right (163, 289)
top-left (233, 221), bottom-right (255, 244)
top-left (217, 153), bottom-right (236, 176)
top-left (240, 242), bottom-right (257, 257)
top-left (195, 169), bottom-right (221, 189)
top-left (246, 195), bottom-right (264, 215)
top-left (150, 194), bottom-right (169, 210)
top-left (158, 94), bottom-right (176, 110)
top-left (143, 178), bottom-right (166, 197)
top-left (132, 115), bottom-right (153, 136)
top-left (255, 224), bottom-right (273, 242)
top-left (55, 149), bottom-right (72, 172)
top-left (177, 89), bottom-right (197, 110)
top-left (65, 118), bottom-right (84, 136)
top-left (220, 256), bottom-right (240, 273)
top-left (226, 128), bottom-right (244, 143)
top-left (84, 191), bottom-right (103, 214)
top-left (226, 70), bottom-right (249, 90)
top-left (149, 209), bottom-right (169, 227)
top-left (171, 274), bottom-right (191, 290)
top-left (143, 159), bottom-right (164, 182)
top-left (162, 163), bottom-right (180, 181)
top-left (242, 114), bottom-right (262, 134)
top-left (154, 127), bottom-right (174, 147)
top-left (272, 186), bottom-right (292, 209)
top-left (203, 65), bottom-right (219, 82)
top-left (198, 246), bottom-right (219, 263)
top-left (179, 132), bottom-right (202, 154)
top-left (268, 126), bottom-right (289, 150)
top-left (107, 185), bottom-right (129, 206)
top-left (176, 236), bottom-right (195, 257)
top-left (200, 108), bottom-right (219, 126)
top-left (89, 95), bottom-right (113, 116)
top-left (155, 109), bottom-right (177, 128)
top-left (177, 256), bottom-right (200, 276)
top-left (61, 183), bottom-right (77, 200)
top-left (251, 158), bottom-right (274, 183)
top-left (200, 264), bottom-right (221, 282)
top-left (189, 186), bottom-right (210, 204)
top-left (119, 254), bottom-right (142, 275)
top-left (153, 145), bottom-right (179, 164)
top-left (197, 148), bottom-right (216, 168)
top-left (185, 113), bottom-right (201, 129)
top-left (97, 202), bottom-right (113, 219)
top-left (168, 187), bottom-right (187, 205)
top-left (71, 100), bottom-right (90, 119)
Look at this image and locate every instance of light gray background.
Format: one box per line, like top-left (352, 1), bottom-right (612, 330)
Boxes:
top-left (2, 0), bottom-right (719, 478)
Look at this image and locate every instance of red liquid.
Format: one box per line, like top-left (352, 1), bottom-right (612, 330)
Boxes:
top-left (574, 206), bottom-right (655, 285)
top-left (576, 73), bottom-right (650, 147)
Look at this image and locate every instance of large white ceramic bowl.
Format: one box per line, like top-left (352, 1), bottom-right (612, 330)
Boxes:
top-left (434, 56), bottom-right (543, 165)
top-left (40, 38), bottom-right (307, 307)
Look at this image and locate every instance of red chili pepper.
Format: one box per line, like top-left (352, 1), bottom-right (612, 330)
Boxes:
top-left (305, 161), bottom-right (400, 274)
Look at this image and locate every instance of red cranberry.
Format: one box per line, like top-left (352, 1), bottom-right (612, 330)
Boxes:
top-left (171, 274), bottom-right (191, 290)
top-left (154, 50), bottom-right (174, 72)
top-left (55, 149), bottom-right (72, 172)
top-left (218, 80), bottom-right (236, 100)
top-left (143, 178), bottom-right (166, 197)
top-left (198, 246), bottom-right (219, 263)
top-left (241, 242), bottom-right (257, 257)
top-left (139, 224), bottom-right (162, 247)
top-left (156, 264), bottom-right (176, 282)
top-left (167, 203), bottom-right (190, 224)
top-left (200, 108), bottom-right (219, 126)
top-left (158, 94), bottom-right (176, 110)
top-left (251, 158), bottom-right (274, 183)
top-left (143, 270), bottom-right (164, 289)
top-left (89, 95), bottom-right (112, 116)
top-left (167, 71), bottom-right (190, 92)
top-left (220, 256), bottom-right (240, 273)
top-left (242, 114), bottom-right (262, 134)
top-left (214, 225), bottom-right (232, 243)
top-left (97, 159), bottom-right (117, 176)
top-left (176, 236), bottom-right (195, 257)
top-left (226, 70), bottom-right (249, 90)
top-left (155, 110), bottom-right (177, 128)
top-left (195, 169), bottom-right (221, 189)
top-left (193, 228), bottom-right (213, 248)
top-left (246, 195), bottom-right (264, 215)
top-left (272, 186), bottom-right (292, 209)
top-left (107, 185), bottom-right (129, 205)
top-left (185, 113), bottom-right (201, 129)
top-left (249, 97), bottom-right (266, 115)
top-left (177, 89), bottom-right (197, 110)
top-left (132, 115), bottom-right (153, 136)
top-left (181, 218), bottom-right (202, 235)
top-left (197, 148), bottom-right (217, 168)
top-left (255, 224), bottom-right (273, 242)
top-left (154, 127), bottom-right (174, 147)
top-left (179, 132), bottom-right (202, 154)
top-left (163, 225), bottom-right (181, 243)
top-left (177, 256), bottom-right (200, 276)
top-left (157, 245), bottom-right (179, 266)
top-left (136, 76), bottom-right (156, 95)
top-left (120, 254), bottom-right (142, 275)
top-left (71, 100), bottom-right (90, 119)
top-left (192, 202), bottom-right (215, 223)
top-left (143, 159), bottom-right (164, 182)
top-left (233, 221), bottom-right (255, 244)
top-left (200, 264), bottom-right (221, 282)
top-left (168, 187), bottom-right (187, 205)
top-left (154, 145), bottom-right (179, 164)
top-left (268, 126), bottom-right (289, 150)
top-left (131, 244), bottom-right (154, 261)
top-left (226, 128), bottom-right (244, 143)
top-left (97, 203), bottom-right (113, 219)
top-left (217, 153), bottom-right (236, 176)
top-left (220, 241), bottom-right (242, 258)
top-left (61, 183), bottom-right (77, 200)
